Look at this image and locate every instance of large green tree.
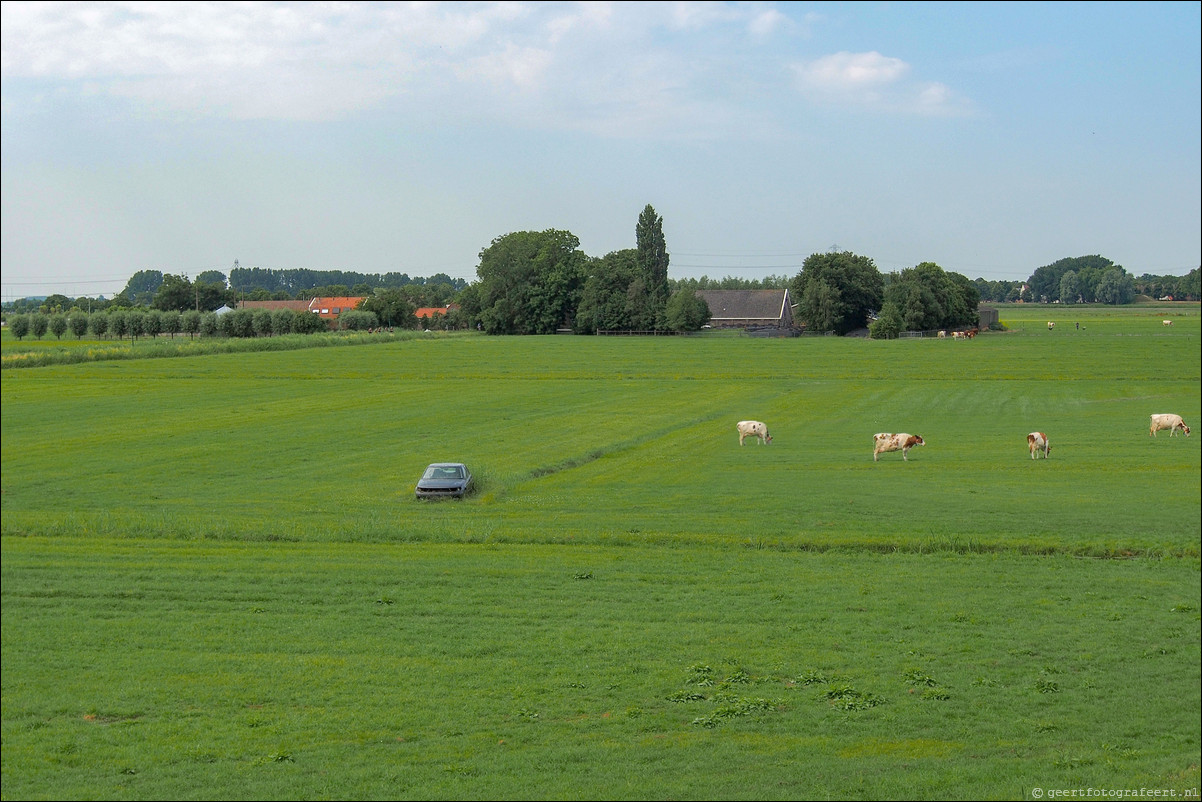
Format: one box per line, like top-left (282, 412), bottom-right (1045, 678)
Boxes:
top-left (663, 287), bottom-right (710, 332)
top-left (360, 289), bottom-right (417, 329)
top-left (152, 274), bottom-right (195, 312)
top-left (575, 250), bottom-right (649, 333)
top-left (636, 204), bottom-right (670, 322)
top-left (1179, 267), bottom-right (1200, 300)
top-left (475, 230), bottom-right (587, 335)
top-left (1094, 267), bottom-right (1136, 304)
top-left (39, 294), bottom-right (72, 314)
top-left (1028, 255), bottom-right (1125, 303)
top-left (790, 251), bottom-right (883, 335)
top-left (882, 262), bottom-right (980, 331)
top-left (122, 270), bottom-right (164, 305)
top-left (195, 270), bottom-right (227, 287)
top-left (152, 273), bottom-right (233, 312)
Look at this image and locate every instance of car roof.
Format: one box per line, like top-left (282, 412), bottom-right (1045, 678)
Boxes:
top-left (427, 462), bottom-right (467, 468)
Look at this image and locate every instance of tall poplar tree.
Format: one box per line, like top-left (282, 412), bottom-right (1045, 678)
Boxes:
top-left (636, 204), bottom-right (670, 315)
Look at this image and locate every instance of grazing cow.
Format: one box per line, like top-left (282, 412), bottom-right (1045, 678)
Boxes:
top-left (873, 432), bottom-right (924, 462)
top-left (952, 331), bottom-right (966, 340)
top-left (736, 420), bottom-right (772, 446)
top-left (1163, 319), bottom-right (1173, 327)
top-left (1027, 432), bottom-right (1051, 459)
top-left (1149, 414), bottom-right (1190, 438)
top-left (966, 328), bottom-right (979, 339)
top-left (1048, 321), bottom-right (1055, 330)
top-left (938, 330), bottom-right (946, 339)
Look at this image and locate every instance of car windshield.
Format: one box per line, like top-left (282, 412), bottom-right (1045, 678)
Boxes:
top-left (423, 465), bottom-right (464, 480)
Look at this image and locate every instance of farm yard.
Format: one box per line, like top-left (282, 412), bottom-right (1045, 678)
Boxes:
top-left (2, 304), bottom-right (1199, 800)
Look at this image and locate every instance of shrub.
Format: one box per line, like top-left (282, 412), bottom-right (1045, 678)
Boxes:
top-left (252, 309), bottom-right (274, 337)
top-left (109, 311), bottom-right (129, 340)
top-left (181, 311), bottom-right (202, 338)
top-left (49, 314), bottom-right (69, 339)
top-left (30, 314), bottom-right (49, 339)
top-left (69, 315), bottom-right (90, 339)
top-left (292, 310), bottom-right (328, 335)
top-left (89, 313), bottom-right (109, 339)
top-left (9, 314), bottom-right (30, 340)
top-left (161, 310), bottom-right (182, 339)
top-left (271, 309), bottom-right (296, 336)
top-left (340, 309), bottom-right (378, 331)
top-left (869, 302), bottom-right (903, 339)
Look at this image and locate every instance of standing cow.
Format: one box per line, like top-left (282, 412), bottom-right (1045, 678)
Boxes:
top-left (1027, 432), bottom-right (1051, 459)
top-left (1149, 414), bottom-right (1190, 438)
top-left (736, 420), bottom-right (772, 446)
top-left (872, 432), bottom-right (924, 462)
top-left (1047, 321), bottom-right (1055, 330)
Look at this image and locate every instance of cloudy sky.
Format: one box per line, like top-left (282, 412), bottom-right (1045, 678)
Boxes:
top-left (2, 1), bottom-right (1199, 299)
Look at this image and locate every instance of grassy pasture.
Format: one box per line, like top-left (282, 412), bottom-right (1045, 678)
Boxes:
top-left (2, 304), bottom-right (1200, 799)
top-left (2, 305), bottom-right (1198, 554)
top-left (1, 538), bottom-right (1198, 800)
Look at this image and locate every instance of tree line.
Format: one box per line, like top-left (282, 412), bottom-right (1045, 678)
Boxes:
top-left (5, 306), bottom-right (335, 342)
top-left (972, 259), bottom-right (1198, 304)
top-left (455, 206), bottom-right (707, 335)
top-left (6, 206), bottom-right (1198, 338)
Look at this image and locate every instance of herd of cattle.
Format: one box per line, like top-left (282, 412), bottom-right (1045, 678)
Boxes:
top-left (736, 414), bottom-right (1191, 461)
top-left (936, 328), bottom-right (978, 339)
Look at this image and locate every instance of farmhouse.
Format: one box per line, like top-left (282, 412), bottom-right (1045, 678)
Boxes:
top-left (239, 297), bottom-right (367, 320)
top-left (695, 289), bottom-right (795, 333)
top-left (415, 304), bottom-right (460, 321)
top-left (306, 297), bottom-right (367, 321)
top-left (238, 296), bottom-right (367, 329)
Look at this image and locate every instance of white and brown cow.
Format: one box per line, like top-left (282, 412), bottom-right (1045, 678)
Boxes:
top-left (872, 432), bottom-right (924, 462)
top-left (1149, 414), bottom-right (1190, 438)
top-left (1027, 432), bottom-right (1050, 459)
top-left (1047, 321), bottom-right (1055, 330)
top-left (736, 420), bottom-right (772, 446)
top-left (1162, 319), bottom-right (1173, 327)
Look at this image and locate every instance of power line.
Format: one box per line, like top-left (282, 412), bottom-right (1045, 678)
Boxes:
top-left (1, 277), bottom-right (130, 286)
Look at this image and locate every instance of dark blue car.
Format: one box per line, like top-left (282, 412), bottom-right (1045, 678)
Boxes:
top-left (415, 463), bottom-right (473, 499)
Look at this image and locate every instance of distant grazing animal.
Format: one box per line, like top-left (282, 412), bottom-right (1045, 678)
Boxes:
top-left (1027, 432), bottom-right (1051, 459)
top-left (952, 331), bottom-right (966, 340)
top-left (1149, 414), bottom-right (1190, 438)
top-left (1048, 321), bottom-right (1055, 330)
top-left (873, 432), bottom-right (924, 462)
top-left (1163, 319), bottom-right (1173, 327)
top-left (937, 330), bottom-right (946, 339)
top-left (737, 420), bottom-right (772, 446)
top-left (965, 328), bottom-right (979, 339)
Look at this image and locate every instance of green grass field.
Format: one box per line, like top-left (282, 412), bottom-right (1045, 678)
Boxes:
top-left (2, 303), bottom-right (1199, 799)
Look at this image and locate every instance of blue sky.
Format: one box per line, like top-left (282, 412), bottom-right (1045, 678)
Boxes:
top-left (2, 1), bottom-right (1199, 300)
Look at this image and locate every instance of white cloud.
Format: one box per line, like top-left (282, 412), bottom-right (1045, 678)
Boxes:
top-left (795, 51), bottom-right (910, 91)
top-left (747, 8), bottom-right (788, 36)
top-left (458, 42), bottom-right (554, 90)
top-left (2, 2), bottom-right (969, 128)
top-left (792, 51), bottom-right (971, 116)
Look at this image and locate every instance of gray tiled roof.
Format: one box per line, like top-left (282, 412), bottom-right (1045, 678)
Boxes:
top-left (695, 289), bottom-right (791, 323)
